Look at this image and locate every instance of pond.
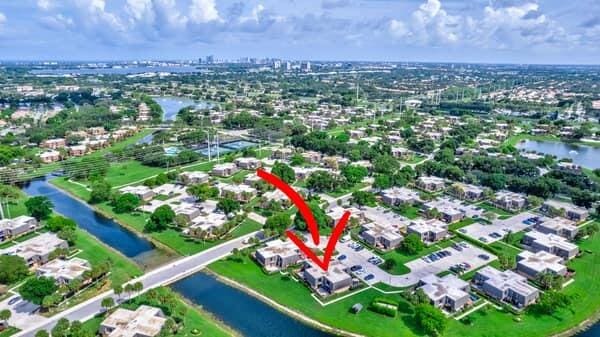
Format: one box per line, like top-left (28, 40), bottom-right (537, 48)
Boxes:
top-left (153, 96), bottom-right (213, 122)
top-left (516, 140), bottom-right (600, 169)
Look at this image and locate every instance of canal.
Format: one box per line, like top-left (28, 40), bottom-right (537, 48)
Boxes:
top-left (516, 140), bottom-right (600, 169)
top-left (22, 175), bottom-right (333, 337)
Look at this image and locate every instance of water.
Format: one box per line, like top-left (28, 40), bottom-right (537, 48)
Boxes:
top-left (30, 66), bottom-right (201, 76)
top-left (195, 140), bottom-right (259, 157)
top-left (21, 175), bottom-right (155, 259)
top-left (516, 140), bottom-right (600, 169)
top-left (153, 96), bottom-right (213, 122)
top-left (172, 272), bottom-right (333, 337)
top-left (578, 324), bottom-right (600, 337)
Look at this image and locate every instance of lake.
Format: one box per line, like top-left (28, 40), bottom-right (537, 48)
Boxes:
top-left (153, 96), bottom-right (213, 122)
top-left (516, 140), bottom-right (600, 169)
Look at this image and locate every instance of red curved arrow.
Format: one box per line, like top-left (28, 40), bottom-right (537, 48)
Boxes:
top-left (257, 168), bottom-right (351, 271)
top-left (257, 168), bottom-right (320, 245)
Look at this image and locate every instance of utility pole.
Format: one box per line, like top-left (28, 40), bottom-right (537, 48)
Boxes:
top-left (207, 133), bottom-right (211, 161)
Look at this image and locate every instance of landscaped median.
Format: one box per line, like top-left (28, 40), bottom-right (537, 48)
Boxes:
top-left (208, 228), bottom-right (600, 337)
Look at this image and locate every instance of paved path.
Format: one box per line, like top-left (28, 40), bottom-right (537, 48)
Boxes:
top-left (13, 231), bottom-right (260, 337)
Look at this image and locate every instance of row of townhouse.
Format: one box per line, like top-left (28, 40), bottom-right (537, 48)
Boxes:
top-left (540, 199), bottom-right (589, 223)
top-left (473, 266), bottom-right (540, 309)
top-left (360, 222), bottom-right (403, 251)
top-left (0, 232), bottom-right (68, 267)
top-left (522, 230), bottom-right (579, 261)
top-left (407, 218), bottom-right (449, 244)
top-left (100, 305), bottom-right (167, 337)
top-left (210, 157), bottom-right (262, 177)
top-left (417, 274), bottom-right (472, 312)
top-left (303, 261), bottom-right (355, 296)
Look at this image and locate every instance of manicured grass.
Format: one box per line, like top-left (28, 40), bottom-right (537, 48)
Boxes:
top-left (449, 218), bottom-right (476, 231)
top-left (503, 133), bottom-right (561, 147)
top-left (74, 228), bottom-right (143, 286)
top-left (0, 328), bottom-right (19, 337)
top-left (396, 206), bottom-right (421, 220)
top-left (210, 226), bottom-right (600, 337)
top-left (381, 240), bottom-right (455, 271)
top-left (326, 182), bottom-right (369, 198)
top-left (104, 160), bottom-right (165, 188)
top-left (477, 202), bottom-right (514, 217)
top-left (488, 241), bottom-right (522, 261)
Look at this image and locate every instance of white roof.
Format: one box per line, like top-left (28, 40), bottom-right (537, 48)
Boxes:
top-left (517, 251), bottom-right (566, 274)
top-left (420, 273), bottom-right (469, 302)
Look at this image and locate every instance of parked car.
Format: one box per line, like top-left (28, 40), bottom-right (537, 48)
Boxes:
top-left (337, 254), bottom-right (347, 261)
top-left (365, 274), bottom-right (375, 281)
top-left (478, 254), bottom-right (490, 260)
top-left (350, 265), bottom-right (362, 272)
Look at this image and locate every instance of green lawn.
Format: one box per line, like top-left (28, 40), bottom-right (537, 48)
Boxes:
top-left (326, 182), bottom-right (369, 198)
top-left (395, 206), bottom-right (421, 220)
top-left (211, 225), bottom-right (600, 337)
top-left (477, 202), bottom-right (514, 217)
top-left (0, 328), bottom-right (19, 337)
top-left (74, 228), bottom-right (143, 286)
top-left (449, 218), bottom-right (476, 231)
top-left (503, 133), bottom-right (561, 147)
top-left (104, 160), bottom-right (165, 188)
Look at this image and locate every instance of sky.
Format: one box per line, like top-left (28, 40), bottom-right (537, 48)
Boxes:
top-left (0, 0), bottom-right (598, 64)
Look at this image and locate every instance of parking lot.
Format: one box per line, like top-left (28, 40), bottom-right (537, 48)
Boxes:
top-left (458, 212), bottom-right (538, 244)
top-left (337, 239), bottom-right (497, 287)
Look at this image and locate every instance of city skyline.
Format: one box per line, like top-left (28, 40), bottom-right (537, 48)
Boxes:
top-left (0, 0), bottom-right (598, 64)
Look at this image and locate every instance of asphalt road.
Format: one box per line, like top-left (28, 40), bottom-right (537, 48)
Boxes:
top-left (13, 231), bottom-right (260, 337)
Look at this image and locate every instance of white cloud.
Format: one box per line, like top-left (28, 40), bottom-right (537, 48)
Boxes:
top-left (189, 0), bottom-right (222, 24)
top-left (0, 12), bottom-right (5, 25)
top-left (388, 0), bottom-right (576, 49)
top-left (37, 0), bottom-right (52, 11)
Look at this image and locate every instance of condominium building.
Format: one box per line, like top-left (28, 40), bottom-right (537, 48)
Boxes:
top-left (360, 222), bottom-right (403, 251)
top-left (0, 216), bottom-right (38, 242)
top-left (516, 251), bottom-right (567, 280)
top-left (540, 200), bottom-right (589, 223)
top-left (473, 266), bottom-right (539, 308)
top-left (416, 176), bottom-right (446, 192)
top-left (407, 219), bottom-right (448, 244)
top-left (522, 231), bottom-right (579, 260)
top-left (535, 217), bottom-right (579, 240)
top-left (36, 257), bottom-right (92, 285)
top-left (254, 239), bottom-right (302, 272)
top-left (493, 191), bottom-right (527, 212)
top-left (303, 261), bottom-right (353, 296)
top-left (211, 163), bottom-right (240, 177)
top-left (381, 187), bottom-right (420, 207)
top-left (1, 233), bottom-right (68, 267)
top-left (418, 274), bottom-right (471, 312)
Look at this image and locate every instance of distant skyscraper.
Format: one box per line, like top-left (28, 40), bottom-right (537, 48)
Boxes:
top-left (206, 55), bottom-right (214, 64)
top-left (303, 61), bottom-right (311, 72)
top-left (273, 60), bottom-right (281, 69)
top-left (285, 61), bottom-right (292, 71)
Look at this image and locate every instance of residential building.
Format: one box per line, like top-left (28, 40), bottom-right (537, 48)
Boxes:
top-left (0, 216), bottom-right (38, 242)
top-left (234, 157), bottom-right (262, 170)
top-left (36, 257), bottom-right (92, 285)
top-left (473, 266), bottom-right (539, 308)
top-left (540, 200), bottom-right (589, 223)
top-left (68, 144), bottom-right (87, 157)
top-left (535, 217), bottom-right (579, 240)
top-left (418, 274), bottom-right (471, 312)
top-left (217, 183), bottom-right (257, 202)
top-left (391, 147), bottom-right (412, 160)
top-left (522, 231), bottom-right (579, 260)
top-left (271, 148), bottom-right (294, 160)
top-left (0, 233), bottom-right (68, 267)
top-left (381, 187), bottom-right (420, 207)
top-left (493, 191), bottom-right (527, 212)
top-left (119, 185), bottom-right (155, 201)
top-left (254, 239), bottom-right (302, 272)
top-left (516, 251), bottom-right (567, 280)
top-left (178, 171), bottom-right (209, 185)
top-left (39, 150), bottom-right (61, 163)
top-left (137, 103), bottom-right (151, 122)
top-left (416, 176), bottom-right (445, 192)
top-left (360, 222), bottom-right (403, 251)
top-left (99, 305), bottom-right (167, 337)
top-left (41, 138), bottom-right (66, 149)
top-left (211, 163), bottom-right (239, 177)
top-left (303, 261), bottom-right (353, 296)
top-left (423, 199), bottom-right (465, 224)
top-left (450, 183), bottom-right (485, 201)
top-left (407, 219), bottom-right (448, 244)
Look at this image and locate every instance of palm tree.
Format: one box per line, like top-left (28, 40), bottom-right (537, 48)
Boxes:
top-left (113, 284), bottom-right (123, 299)
top-left (101, 297), bottom-right (115, 311)
top-left (0, 309), bottom-right (11, 324)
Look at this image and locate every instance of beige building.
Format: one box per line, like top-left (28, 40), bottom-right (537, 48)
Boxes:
top-left (100, 305), bottom-right (167, 337)
top-left (36, 257), bottom-right (92, 285)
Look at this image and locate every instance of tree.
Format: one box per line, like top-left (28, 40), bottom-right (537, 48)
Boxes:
top-left (25, 196), bottom-right (53, 220)
top-left (46, 215), bottom-right (77, 232)
top-left (89, 179), bottom-right (112, 204)
top-left (113, 193), bottom-right (140, 213)
top-left (536, 271), bottom-right (564, 290)
top-left (271, 162), bottom-right (295, 184)
top-left (101, 297), bottom-right (115, 311)
top-left (216, 198), bottom-right (240, 215)
top-left (20, 277), bottom-right (57, 305)
top-left (146, 205), bottom-right (175, 232)
top-left (306, 170), bottom-right (347, 193)
top-left (381, 259), bottom-right (397, 271)
top-left (530, 291), bottom-right (572, 315)
top-left (293, 202), bottom-right (330, 230)
top-left (414, 304), bottom-right (447, 336)
top-left (400, 233), bottom-right (424, 255)
top-left (133, 282), bottom-right (144, 293)
top-left (58, 228), bottom-right (77, 245)
top-left (187, 183), bottom-right (218, 202)
top-left (341, 165), bottom-right (368, 184)
top-left (373, 174), bottom-right (393, 190)
top-left (0, 309), bottom-right (11, 323)
top-left (35, 330), bottom-right (50, 337)
top-left (113, 284), bottom-right (123, 298)
top-left (51, 318), bottom-right (70, 337)
top-left (498, 253), bottom-right (515, 270)
top-left (0, 255), bottom-right (29, 284)
top-left (264, 212), bottom-right (292, 235)
top-left (351, 191), bottom-right (376, 206)
top-left (373, 155), bottom-right (400, 175)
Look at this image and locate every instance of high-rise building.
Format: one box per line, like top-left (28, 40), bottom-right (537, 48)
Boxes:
top-left (285, 61), bottom-right (292, 71)
top-left (303, 61), bottom-right (311, 72)
top-left (206, 55), bottom-right (215, 64)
